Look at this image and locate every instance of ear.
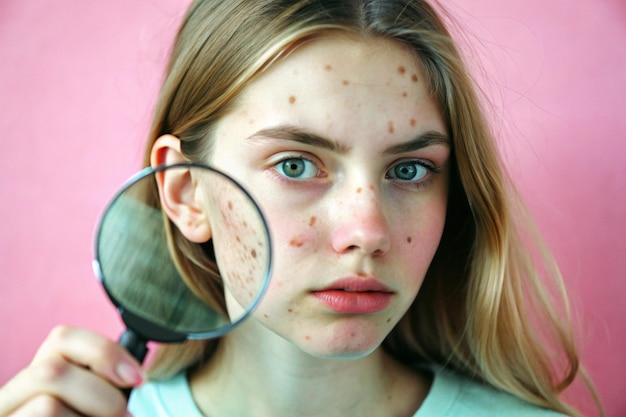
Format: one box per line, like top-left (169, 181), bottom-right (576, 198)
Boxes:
top-left (151, 135), bottom-right (212, 243)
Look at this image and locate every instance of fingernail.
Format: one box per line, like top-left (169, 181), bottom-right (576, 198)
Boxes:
top-left (116, 361), bottom-right (144, 385)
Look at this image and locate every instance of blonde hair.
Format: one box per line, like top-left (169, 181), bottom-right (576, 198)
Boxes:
top-left (140, 0), bottom-right (602, 415)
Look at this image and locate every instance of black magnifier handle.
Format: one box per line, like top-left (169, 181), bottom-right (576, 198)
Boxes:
top-left (118, 329), bottom-right (148, 399)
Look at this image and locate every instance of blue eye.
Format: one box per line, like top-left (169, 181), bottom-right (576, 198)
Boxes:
top-left (275, 157), bottom-right (319, 179)
top-left (387, 161), bottom-right (430, 182)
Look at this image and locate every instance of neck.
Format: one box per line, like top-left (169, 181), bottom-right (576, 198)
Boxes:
top-left (189, 321), bottom-right (430, 417)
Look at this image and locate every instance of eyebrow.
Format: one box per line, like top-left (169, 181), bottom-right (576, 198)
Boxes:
top-left (247, 125), bottom-right (450, 155)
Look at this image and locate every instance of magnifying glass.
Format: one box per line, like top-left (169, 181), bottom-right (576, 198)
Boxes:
top-left (92, 163), bottom-right (272, 367)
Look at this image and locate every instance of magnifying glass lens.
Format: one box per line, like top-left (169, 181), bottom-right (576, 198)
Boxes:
top-left (93, 163), bottom-right (271, 361)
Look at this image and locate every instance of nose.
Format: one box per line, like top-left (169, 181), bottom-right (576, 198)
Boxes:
top-left (330, 185), bottom-right (391, 257)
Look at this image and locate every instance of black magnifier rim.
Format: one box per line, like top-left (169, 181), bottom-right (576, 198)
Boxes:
top-left (92, 162), bottom-right (273, 341)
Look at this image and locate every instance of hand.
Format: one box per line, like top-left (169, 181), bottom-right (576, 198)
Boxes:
top-left (0, 326), bottom-right (143, 416)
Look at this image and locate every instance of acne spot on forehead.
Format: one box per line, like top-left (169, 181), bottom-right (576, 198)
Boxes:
top-left (309, 216), bottom-right (317, 227)
top-left (398, 65), bottom-right (406, 75)
top-left (411, 74), bottom-right (419, 83)
top-left (324, 64), bottom-right (332, 71)
top-left (388, 121), bottom-right (395, 134)
top-left (288, 95), bottom-right (296, 104)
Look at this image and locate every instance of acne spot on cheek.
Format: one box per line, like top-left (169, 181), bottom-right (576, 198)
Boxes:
top-left (289, 238), bottom-right (304, 247)
top-left (398, 65), bottom-right (406, 75)
top-left (309, 216), bottom-right (317, 227)
top-left (288, 95), bottom-right (296, 104)
top-left (388, 121), bottom-right (395, 134)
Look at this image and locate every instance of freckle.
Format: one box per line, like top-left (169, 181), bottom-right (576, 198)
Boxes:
top-left (356, 187), bottom-right (362, 193)
top-left (288, 308), bottom-right (293, 313)
top-left (305, 335), bottom-right (311, 340)
top-left (248, 119), bottom-right (255, 125)
top-left (410, 118), bottom-right (416, 127)
top-left (386, 318), bottom-right (392, 323)
top-left (251, 249), bottom-right (257, 258)
top-left (411, 74), bottom-right (418, 82)
top-left (288, 95), bottom-right (296, 104)
top-left (264, 314), bottom-right (269, 318)
top-left (388, 121), bottom-right (395, 134)
top-left (290, 238), bottom-right (304, 247)
top-left (350, 332), bottom-right (356, 337)
top-left (309, 216), bottom-right (317, 226)
top-left (398, 65), bottom-right (406, 74)
top-left (369, 184), bottom-right (374, 191)
top-left (324, 64), bottom-right (332, 71)
top-left (357, 271), bottom-right (366, 277)
top-left (236, 236), bottom-right (241, 242)
top-left (342, 79), bottom-right (349, 86)
top-left (228, 201), bottom-right (233, 210)
top-left (402, 92), bottom-right (408, 98)
top-left (407, 236), bottom-right (412, 243)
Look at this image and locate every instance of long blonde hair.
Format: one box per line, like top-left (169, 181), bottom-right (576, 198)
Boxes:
top-left (141, 0), bottom-right (602, 415)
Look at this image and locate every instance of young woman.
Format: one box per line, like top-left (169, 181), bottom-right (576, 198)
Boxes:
top-left (0, 0), bottom-right (603, 416)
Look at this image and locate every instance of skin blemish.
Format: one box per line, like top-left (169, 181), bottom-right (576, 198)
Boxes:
top-left (402, 91), bottom-right (408, 98)
top-left (411, 73), bottom-right (419, 82)
top-left (407, 236), bottom-right (412, 243)
top-left (324, 64), bottom-right (332, 71)
top-left (289, 238), bottom-right (304, 247)
top-left (388, 121), bottom-right (395, 134)
top-left (369, 184), bottom-right (374, 191)
top-left (288, 308), bottom-right (293, 313)
top-left (386, 318), bottom-right (392, 323)
top-left (398, 65), bottom-right (406, 74)
top-left (251, 249), bottom-right (257, 258)
top-left (309, 216), bottom-right (317, 227)
top-left (264, 314), bottom-right (269, 318)
top-left (288, 95), bottom-right (296, 104)
top-left (350, 332), bottom-right (356, 337)
top-left (228, 201), bottom-right (233, 210)
top-left (356, 187), bottom-right (362, 193)
top-left (305, 335), bottom-right (311, 340)
top-left (342, 79), bottom-right (350, 86)
top-left (410, 118), bottom-right (416, 127)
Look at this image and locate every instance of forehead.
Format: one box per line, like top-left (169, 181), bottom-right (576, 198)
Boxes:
top-left (244, 35), bottom-right (427, 98)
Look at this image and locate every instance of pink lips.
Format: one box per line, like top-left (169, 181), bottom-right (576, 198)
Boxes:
top-left (311, 278), bottom-right (393, 314)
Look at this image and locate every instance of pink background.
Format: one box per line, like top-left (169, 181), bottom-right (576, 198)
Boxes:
top-left (1, 1), bottom-right (624, 415)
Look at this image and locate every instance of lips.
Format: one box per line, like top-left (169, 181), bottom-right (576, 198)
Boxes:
top-left (311, 278), bottom-right (393, 314)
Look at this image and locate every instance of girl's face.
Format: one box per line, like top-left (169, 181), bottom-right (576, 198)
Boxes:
top-left (208, 36), bottom-right (450, 358)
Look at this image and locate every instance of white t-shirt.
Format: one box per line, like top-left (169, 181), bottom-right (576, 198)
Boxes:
top-left (129, 367), bottom-right (566, 416)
